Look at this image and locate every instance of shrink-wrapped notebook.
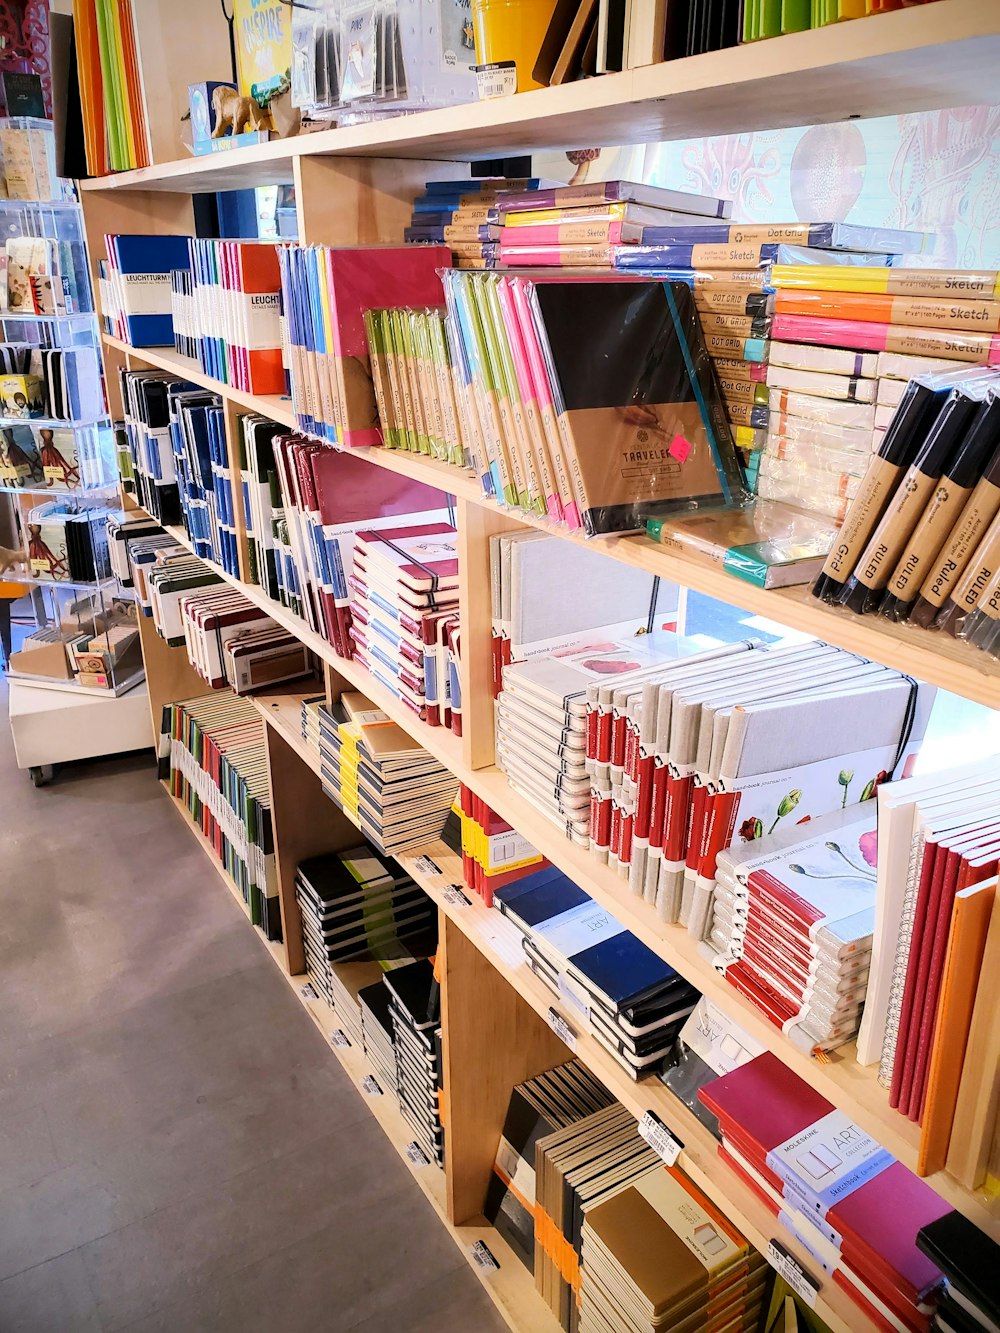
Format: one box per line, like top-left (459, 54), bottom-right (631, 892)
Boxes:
top-left (529, 279), bottom-right (746, 534)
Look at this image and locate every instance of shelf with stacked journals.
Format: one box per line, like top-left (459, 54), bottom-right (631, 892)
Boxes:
top-left (105, 333), bottom-right (998, 710)
top-left (123, 494), bottom-right (998, 1252)
top-left (77, 0), bottom-right (1000, 193)
top-left (80, 9), bottom-right (1000, 1332)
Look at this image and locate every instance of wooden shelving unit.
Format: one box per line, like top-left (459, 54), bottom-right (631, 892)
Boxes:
top-left (81, 8), bottom-right (1000, 1328)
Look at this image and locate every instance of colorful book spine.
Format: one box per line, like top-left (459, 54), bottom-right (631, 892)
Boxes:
top-left (771, 264), bottom-right (1000, 299)
top-left (772, 313), bottom-right (1000, 363)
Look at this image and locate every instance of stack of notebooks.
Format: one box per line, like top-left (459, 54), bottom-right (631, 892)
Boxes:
top-left (812, 366), bottom-right (1000, 656)
top-left (184, 239), bottom-right (286, 396)
top-left (536, 1103), bottom-right (662, 1329)
top-left (171, 269), bottom-right (197, 360)
top-left (300, 692), bottom-right (324, 764)
top-left (705, 803), bottom-right (878, 1054)
top-left (580, 1161), bottom-right (768, 1333)
top-left (456, 785), bottom-right (546, 909)
top-left (489, 528), bottom-right (680, 695)
top-left (294, 844), bottom-right (437, 1043)
top-left (248, 432), bottom-right (450, 656)
top-left (278, 243), bottom-right (451, 448)
top-left (573, 636), bottom-right (932, 924)
top-left (159, 693), bottom-right (280, 937)
top-left (403, 177), bottom-right (553, 270)
top-left (917, 1211), bottom-right (1000, 1333)
top-left (0, 344), bottom-right (103, 425)
top-left (483, 1059), bottom-right (615, 1272)
top-left (142, 548), bottom-right (221, 644)
top-left (383, 959), bottom-right (445, 1167)
top-left (445, 270), bottom-right (746, 532)
top-left (23, 501), bottom-right (116, 583)
top-left (118, 368), bottom-right (188, 526)
top-left (700, 1053), bottom-right (950, 1333)
top-left (317, 696), bottom-right (456, 856)
top-left (359, 979), bottom-right (400, 1098)
top-left (4, 234), bottom-right (90, 316)
top-left (854, 755), bottom-right (1000, 1183)
top-left (496, 631), bottom-right (702, 846)
top-left (73, 0), bottom-right (151, 174)
top-left (175, 583), bottom-right (312, 696)
top-left (349, 521), bottom-right (459, 717)
top-left (494, 867), bottom-right (700, 1078)
top-left (100, 235), bottom-right (193, 346)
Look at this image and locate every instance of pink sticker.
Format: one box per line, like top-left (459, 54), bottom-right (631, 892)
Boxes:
top-left (668, 435), bottom-right (692, 464)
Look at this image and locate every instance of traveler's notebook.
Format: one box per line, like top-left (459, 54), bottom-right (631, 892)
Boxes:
top-left (530, 279), bottom-right (746, 534)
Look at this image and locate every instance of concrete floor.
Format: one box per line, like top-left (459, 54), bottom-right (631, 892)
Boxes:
top-left (0, 678), bottom-right (507, 1332)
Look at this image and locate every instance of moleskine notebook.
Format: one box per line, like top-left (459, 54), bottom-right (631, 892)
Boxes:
top-left (529, 279), bottom-right (745, 536)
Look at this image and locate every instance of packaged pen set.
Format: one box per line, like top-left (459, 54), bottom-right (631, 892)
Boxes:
top-left (813, 364), bottom-right (1000, 656)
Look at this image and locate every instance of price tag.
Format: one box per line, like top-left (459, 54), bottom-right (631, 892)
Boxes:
top-left (470, 1240), bottom-right (500, 1271)
top-left (767, 1241), bottom-right (820, 1309)
top-left (442, 884), bottom-right (470, 907)
top-left (473, 61), bottom-right (516, 100)
top-left (413, 855), bottom-right (442, 877)
top-left (546, 1007), bottom-right (577, 1051)
top-left (299, 982), bottom-right (318, 1001)
top-left (329, 1029), bottom-right (350, 1048)
top-left (405, 1141), bottom-right (430, 1167)
top-left (361, 1074), bottom-right (383, 1097)
top-left (638, 1111), bottom-right (684, 1166)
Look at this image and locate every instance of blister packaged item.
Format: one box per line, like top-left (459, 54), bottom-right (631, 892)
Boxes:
top-left (644, 498), bottom-right (836, 589)
top-left (755, 452), bottom-right (860, 524)
top-left (765, 362), bottom-right (876, 404)
top-left (763, 433), bottom-right (871, 480)
top-left (293, 0), bottom-right (477, 120)
top-left (933, 507), bottom-right (1000, 637)
top-left (527, 277), bottom-right (748, 534)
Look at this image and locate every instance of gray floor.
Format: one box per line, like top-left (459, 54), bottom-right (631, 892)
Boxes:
top-left (0, 679), bottom-right (507, 1332)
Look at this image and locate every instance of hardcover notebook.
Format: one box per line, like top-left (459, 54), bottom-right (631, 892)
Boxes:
top-left (530, 279), bottom-right (746, 534)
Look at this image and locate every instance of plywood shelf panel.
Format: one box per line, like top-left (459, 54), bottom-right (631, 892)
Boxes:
top-left (82, 1), bottom-right (1000, 193)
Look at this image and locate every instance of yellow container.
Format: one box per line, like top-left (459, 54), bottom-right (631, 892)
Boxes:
top-left (472, 0), bottom-right (559, 94)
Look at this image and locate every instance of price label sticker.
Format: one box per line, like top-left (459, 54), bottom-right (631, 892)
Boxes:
top-left (546, 1007), bottom-right (577, 1051)
top-left (473, 61), bottom-right (516, 100)
top-left (471, 1240), bottom-right (500, 1271)
top-left (329, 1029), bottom-right (350, 1048)
top-left (442, 884), bottom-right (470, 907)
top-left (299, 982), bottom-right (318, 1001)
top-left (361, 1074), bottom-right (383, 1097)
top-left (405, 1141), bottom-right (430, 1168)
top-left (413, 855), bottom-right (442, 877)
top-left (638, 1111), bottom-right (683, 1166)
top-left (767, 1241), bottom-right (819, 1309)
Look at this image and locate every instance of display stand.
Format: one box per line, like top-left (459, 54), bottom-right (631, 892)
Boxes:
top-left (7, 676), bottom-right (151, 785)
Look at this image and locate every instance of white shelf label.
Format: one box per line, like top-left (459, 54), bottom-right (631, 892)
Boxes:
top-left (329, 1029), bottom-right (350, 1048)
top-left (414, 855), bottom-right (442, 877)
top-left (361, 1074), bottom-right (383, 1097)
top-left (442, 883), bottom-right (470, 908)
top-left (299, 983), bottom-right (318, 1001)
top-left (546, 1007), bottom-right (577, 1051)
top-left (767, 1241), bottom-right (820, 1309)
top-left (474, 61), bottom-right (516, 100)
top-left (638, 1111), bottom-right (683, 1166)
top-left (471, 1240), bottom-right (500, 1271)
top-left (405, 1141), bottom-right (430, 1168)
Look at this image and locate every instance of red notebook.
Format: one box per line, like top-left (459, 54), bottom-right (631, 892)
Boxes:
top-left (699, 1054), bottom-right (948, 1312)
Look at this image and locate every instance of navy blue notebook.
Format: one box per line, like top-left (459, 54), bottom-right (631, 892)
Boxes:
top-left (567, 932), bottom-right (682, 1011)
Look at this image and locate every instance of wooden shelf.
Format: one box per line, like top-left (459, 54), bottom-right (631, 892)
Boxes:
top-left (162, 781), bottom-right (559, 1333)
top-left (115, 334), bottom-right (999, 710)
top-left (152, 511), bottom-right (999, 1235)
top-left (81, 0), bottom-right (999, 193)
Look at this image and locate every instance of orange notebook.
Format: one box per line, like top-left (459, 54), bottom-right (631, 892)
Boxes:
top-left (773, 288), bottom-right (1000, 334)
top-left (72, 0), bottom-right (109, 176)
top-left (919, 876), bottom-right (997, 1177)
